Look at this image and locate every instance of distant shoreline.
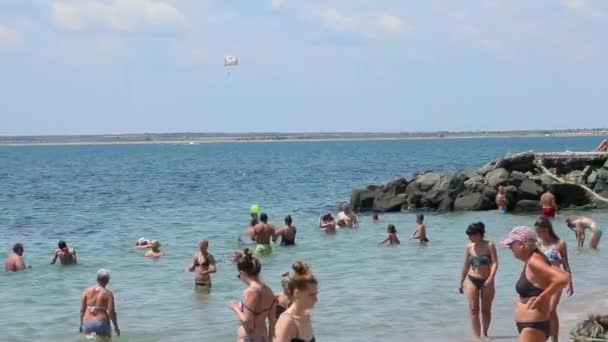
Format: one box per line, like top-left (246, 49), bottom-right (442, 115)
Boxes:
top-left (0, 130), bottom-right (606, 147)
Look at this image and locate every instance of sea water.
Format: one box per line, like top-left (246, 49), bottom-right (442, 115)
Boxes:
top-left (1, 137), bottom-right (607, 342)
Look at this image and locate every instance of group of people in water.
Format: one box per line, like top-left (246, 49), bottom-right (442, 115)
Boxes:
top-left (3, 199), bottom-right (605, 342)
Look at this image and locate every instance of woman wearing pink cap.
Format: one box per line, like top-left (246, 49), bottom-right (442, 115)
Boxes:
top-left (501, 226), bottom-right (570, 342)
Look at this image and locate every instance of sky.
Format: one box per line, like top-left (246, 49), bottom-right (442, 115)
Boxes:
top-left (0, 0), bottom-right (607, 135)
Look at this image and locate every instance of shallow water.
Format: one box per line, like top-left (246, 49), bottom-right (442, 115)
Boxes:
top-left (1, 137), bottom-right (607, 341)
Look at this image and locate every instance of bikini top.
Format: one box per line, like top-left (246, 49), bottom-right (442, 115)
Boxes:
top-left (195, 254), bottom-right (210, 267)
top-left (539, 243), bottom-right (562, 264)
top-left (468, 253), bottom-right (491, 267)
top-left (240, 287), bottom-right (277, 330)
top-left (516, 251), bottom-right (547, 299)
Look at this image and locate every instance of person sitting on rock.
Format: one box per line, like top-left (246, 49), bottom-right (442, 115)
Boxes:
top-left (593, 139), bottom-right (608, 152)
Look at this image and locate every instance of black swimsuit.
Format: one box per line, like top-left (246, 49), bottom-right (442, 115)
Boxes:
top-left (515, 251), bottom-right (550, 339)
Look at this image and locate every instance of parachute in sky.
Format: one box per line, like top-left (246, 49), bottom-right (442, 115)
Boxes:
top-left (224, 55), bottom-right (239, 67)
top-left (224, 55), bottom-right (239, 76)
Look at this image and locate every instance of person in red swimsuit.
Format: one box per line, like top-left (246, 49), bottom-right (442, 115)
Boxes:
top-left (540, 186), bottom-right (558, 218)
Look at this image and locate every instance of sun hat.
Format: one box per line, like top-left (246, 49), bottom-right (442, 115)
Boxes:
top-left (501, 226), bottom-right (537, 245)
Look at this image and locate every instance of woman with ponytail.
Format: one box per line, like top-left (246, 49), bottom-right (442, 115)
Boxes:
top-left (230, 248), bottom-right (277, 342)
top-left (275, 261), bottom-right (317, 342)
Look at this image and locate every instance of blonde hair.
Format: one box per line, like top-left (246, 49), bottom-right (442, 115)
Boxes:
top-left (288, 261), bottom-right (317, 292)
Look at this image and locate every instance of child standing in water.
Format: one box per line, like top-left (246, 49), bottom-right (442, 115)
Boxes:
top-left (379, 224), bottom-right (400, 246)
top-left (411, 213), bottom-right (429, 244)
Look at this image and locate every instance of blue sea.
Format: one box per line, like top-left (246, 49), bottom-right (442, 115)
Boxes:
top-left (1, 136), bottom-right (607, 342)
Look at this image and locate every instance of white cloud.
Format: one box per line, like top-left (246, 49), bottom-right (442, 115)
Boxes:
top-left (322, 9), bottom-right (355, 32)
top-left (377, 13), bottom-right (407, 33)
top-left (482, 0), bottom-right (501, 9)
top-left (319, 9), bottom-right (408, 37)
top-left (0, 24), bottom-right (21, 45)
top-left (271, 0), bottom-right (284, 9)
top-left (52, 0), bottom-right (184, 31)
top-left (562, 0), bottom-right (586, 10)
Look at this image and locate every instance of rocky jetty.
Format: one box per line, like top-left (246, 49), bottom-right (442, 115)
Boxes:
top-left (351, 152), bottom-right (608, 213)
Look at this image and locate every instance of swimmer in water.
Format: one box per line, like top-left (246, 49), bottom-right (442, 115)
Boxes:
top-left (378, 224), bottom-right (400, 246)
top-left (319, 214), bottom-right (336, 234)
top-left (144, 240), bottom-right (164, 257)
top-left (50, 240), bottom-right (77, 265)
top-left (458, 222), bottom-right (498, 340)
top-left (566, 216), bottom-right (603, 249)
top-left (187, 240), bottom-right (217, 291)
top-left (540, 186), bottom-right (558, 218)
top-left (501, 226), bottom-right (570, 342)
top-left (79, 269), bottom-right (120, 338)
top-left (275, 261), bottom-right (318, 342)
top-left (253, 213), bottom-right (276, 256)
top-left (5, 243), bottom-right (30, 272)
top-left (135, 238), bottom-right (151, 249)
top-left (274, 215), bottom-right (297, 246)
top-left (275, 272), bottom-right (291, 319)
top-left (410, 213), bottom-right (429, 244)
top-left (337, 204), bottom-right (358, 228)
top-left (373, 214), bottom-right (381, 223)
top-left (535, 216), bottom-right (573, 342)
top-left (495, 186), bottom-right (508, 214)
top-left (230, 248), bottom-right (277, 342)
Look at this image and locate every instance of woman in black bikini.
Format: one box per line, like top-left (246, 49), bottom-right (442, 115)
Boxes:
top-left (501, 226), bottom-right (570, 342)
top-left (230, 248), bottom-right (277, 342)
top-left (187, 240), bottom-right (216, 292)
top-left (458, 222), bottom-right (498, 340)
top-left (274, 215), bottom-right (297, 246)
top-left (275, 261), bottom-right (317, 342)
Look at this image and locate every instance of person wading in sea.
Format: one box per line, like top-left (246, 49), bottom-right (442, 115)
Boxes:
top-left (5, 243), bottom-right (30, 272)
top-left (540, 186), bottom-right (558, 218)
top-left (187, 240), bottom-right (217, 291)
top-left (79, 269), bottom-right (120, 338)
top-left (253, 213), bottom-right (276, 256)
top-left (50, 240), bottom-right (77, 265)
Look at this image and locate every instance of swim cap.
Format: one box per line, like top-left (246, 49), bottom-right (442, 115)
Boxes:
top-left (250, 204), bottom-right (260, 214)
top-left (138, 237), bottom-right (147, 244)
top-left (96, 268), bottom-right (111, 279)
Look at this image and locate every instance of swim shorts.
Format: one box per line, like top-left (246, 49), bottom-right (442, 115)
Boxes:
top-left (255, 244), bottom-right (272, 256)
top-left (542, 207), bottom-right (555, 217)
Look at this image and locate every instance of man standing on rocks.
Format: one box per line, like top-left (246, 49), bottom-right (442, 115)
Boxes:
top-left (495, 186), bottom-right (508, 214)
top-left (540, 186), bottom-right (558, 218)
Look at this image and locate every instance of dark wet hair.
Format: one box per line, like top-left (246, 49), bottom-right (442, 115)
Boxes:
top-left (288, 261), bottom-right (318, 293)
top-left (416, 213), bottom-right (424, 222)
top-left (466, 222), bottom-right (485, 237)
top-left (565, 218), bottom-right (575, 228)
top-left (373, 214), bottom-right (379, 220)
top-left (547, 185), bottom-right (555, 193)
top-left (536, 216), bottom-right (559, 240)
top-left (387, 224), bottom-right (397, 234)
top-left (58, 240), bottom-right (67, 249)
top-left (236, 248), bottom-right (262, 277)
top-left (322, 213), bottom-right (333, 221)
top-left (260, 213), bottom-right (268, 223)
top-left (13, 243), bottom-right (23, 253)
top-left (285, 215), bottom-right (292, 226)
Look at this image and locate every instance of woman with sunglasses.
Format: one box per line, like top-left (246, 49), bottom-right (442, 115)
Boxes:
top-left (458, 222), bottom-right (498, 340)
top-left (501, 226), bottom-right (570, 342)
top-left (535, 216), bottom-right (573, 342)
top-left (230, 248), bottom-right (277, 342)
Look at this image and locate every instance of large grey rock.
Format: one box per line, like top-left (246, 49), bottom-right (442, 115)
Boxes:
top-left (598, 168), bottom-right (608, 182)
top-left (437, 196), bottom-right (454, 212)
top-left (605, 159), bottom-right (608, 168)
top-left (351, 187), bottom-right (378, 212)
top-left (587, 171), bottom-right (598, 185)
top-left (462, 170), bottom-right (479, 180)
top-left (416, 172), bottom-right (441, 192)
top-left (454, 190), bottom-right (495, 211)
top-left (372, 178), bottom-right (408, 212)
top-left (478, 152), bottom-right (536, 175)
top-left (564, 170), bottom-right (585, 184)
top-left (517, 179), bottom-right (544, 201)
top-left (404, 182), bottom-right (422, 208)
top-left (513, 199), bottom-right (540, 213)
top-left (485, 168), bottom-right (510, 188)
top-left (552, 184), bottom-right (589, 208)
top-left (508, 171), bottom-right (528, 187)
top-left (540, 174), bottom-right (558, 186)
